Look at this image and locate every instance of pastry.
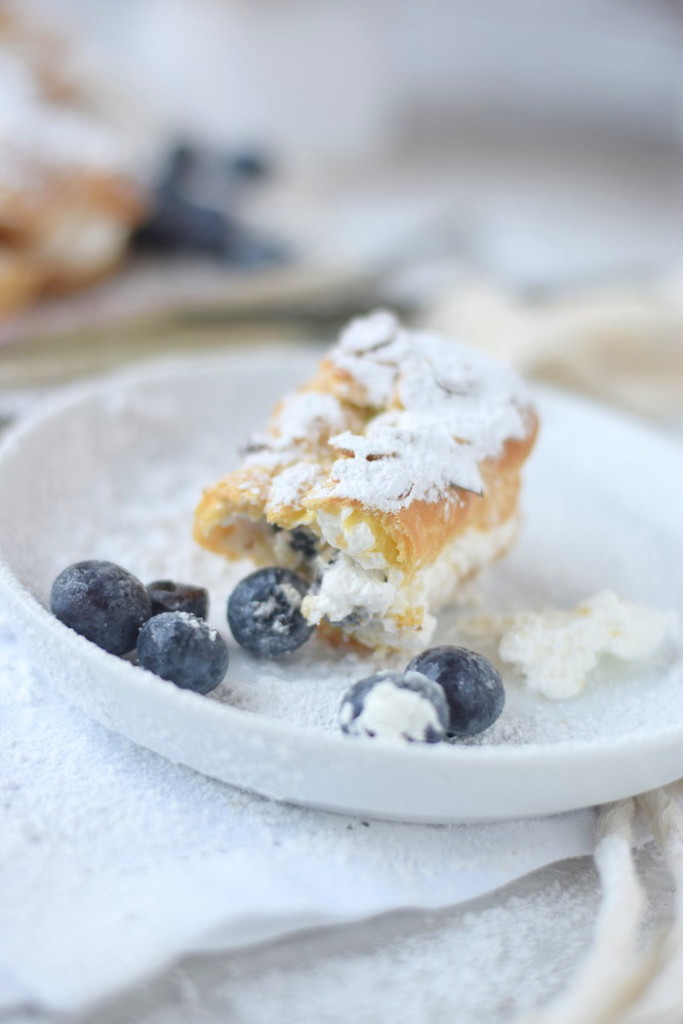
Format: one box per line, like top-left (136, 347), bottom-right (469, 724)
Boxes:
top-left (0, 5), bottom-right (147, 316)
top-left (0, 245), bottom-right (41, 316)
top-left (194, 310), bottom-right (538, 652)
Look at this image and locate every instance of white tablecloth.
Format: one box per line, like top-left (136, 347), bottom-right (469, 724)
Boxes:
top-left (0, 608), bottom-right (597, 1017)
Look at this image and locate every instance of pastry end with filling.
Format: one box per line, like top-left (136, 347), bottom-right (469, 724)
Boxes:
top-left (194, 310), bottom-right (539, 653)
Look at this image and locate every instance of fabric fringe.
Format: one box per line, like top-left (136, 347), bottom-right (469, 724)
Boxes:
top-left (519, 783), bottom-right (683, 1024)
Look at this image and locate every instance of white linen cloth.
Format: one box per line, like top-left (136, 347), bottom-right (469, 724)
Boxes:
top-left (0, 608), bottom-right (597, 1015)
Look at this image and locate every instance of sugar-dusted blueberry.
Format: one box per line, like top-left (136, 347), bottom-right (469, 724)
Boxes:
top-left (50, 560), bottom-right (152, 656)
top-left (137, 612), bottom-right (228, 694)
top-left (407, 645), bottom-right (504, 738)
top-left (340, 670), bottom-right (448, 744)
top-left (147, 579), bottom-right (209, 620)
top-left (227, 567), bottom-right (315, 658)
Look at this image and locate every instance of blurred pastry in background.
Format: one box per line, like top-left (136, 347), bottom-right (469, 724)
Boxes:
top-left (0, 3), bottom-right (148, 316)
top-left (0, 2), bottom-right (287, 322)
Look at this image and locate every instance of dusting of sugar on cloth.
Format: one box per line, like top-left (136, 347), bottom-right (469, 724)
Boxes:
top-left (0, 603), bottom-right (597, 1015)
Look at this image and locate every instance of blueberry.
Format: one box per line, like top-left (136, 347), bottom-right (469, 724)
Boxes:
top-left (147, 580), bottom-right (209, 620)
top-left (288, 527), bottom-right (318, 561)
top-left (50, 560), bottom-right (152, 656)
top-left (137, 612), bottom-right (228, 694)
top-left (340, 670), bottom-right (448, 743)
top-left (227, 567), bottom-right (315, 658)
top-left (407, 646), bottom-right (505, 737)
top-left (132, 187), bottom-right (235, 255)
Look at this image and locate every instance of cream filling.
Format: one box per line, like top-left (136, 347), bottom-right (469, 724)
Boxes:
top-left (315, 509), bottom-right (387, 569)
top-left (271, 528), bottom-right (309, 571)
top-left (303, 515), bottom-right (519, 651)
top-left (495, 590), bottom-right (678, 699)
top-left (219, 508), bottom-right (518, 651)
top-left (304, 555), bottom-right (400, 626)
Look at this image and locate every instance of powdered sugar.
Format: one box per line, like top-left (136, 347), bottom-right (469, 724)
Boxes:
top-left (272, 392), bottom-right (346, 448)
top-left (0, 602), bottom-right (599, 1014)
top-left (173, 610), bottom-right (212, 633)
top-left (267, 462), bottom-right (320, 510)
top-left (327, 414), bottom-right (484, 505)
top-left (326, 313), bottom-right (532, 511)
top-left (333, 309), bottom-right (402, 406)
top-left (245, 392), bottom-right (346, 508)
top-left (251, 311), bottom-right (533, 514)
top-left (70, 385), bottom-right (681, 748)
top-left (119, 856), bottom-right (619, 1024)
top-left (253, 583), bottom-right (302, 631)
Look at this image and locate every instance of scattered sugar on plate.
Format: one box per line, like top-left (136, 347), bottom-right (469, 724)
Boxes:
top-left (42, 377), bottom-right (683, 751)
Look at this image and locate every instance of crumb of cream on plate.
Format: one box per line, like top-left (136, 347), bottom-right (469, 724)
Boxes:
top-left (462, 590), bottom-right (678, 700)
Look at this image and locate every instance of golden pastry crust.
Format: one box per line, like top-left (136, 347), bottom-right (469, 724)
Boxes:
top-left (0, 247), bottom-right (41, 316)
top-left (194, 424), bottom-right (537, 572)
top-left (0, 172), bottom-right (145, 298)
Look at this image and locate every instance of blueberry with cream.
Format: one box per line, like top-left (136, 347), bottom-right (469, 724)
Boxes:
top-left (340, 670), bottom-right (449, 743)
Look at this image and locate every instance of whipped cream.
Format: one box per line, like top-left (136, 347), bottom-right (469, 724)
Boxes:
top-left (467, 590), bottom-right (678, 700)
top-left (302, 516), bottom-right (518, 651)
top-left (303, 554), bottom-right (397, 627)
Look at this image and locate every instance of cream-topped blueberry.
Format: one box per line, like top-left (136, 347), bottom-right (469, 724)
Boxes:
top-left (340, 670), bottom-right (449, 743)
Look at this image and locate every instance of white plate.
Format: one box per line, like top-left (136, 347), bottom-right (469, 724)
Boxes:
top-left (0, 351), bottom-right (681, 823)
